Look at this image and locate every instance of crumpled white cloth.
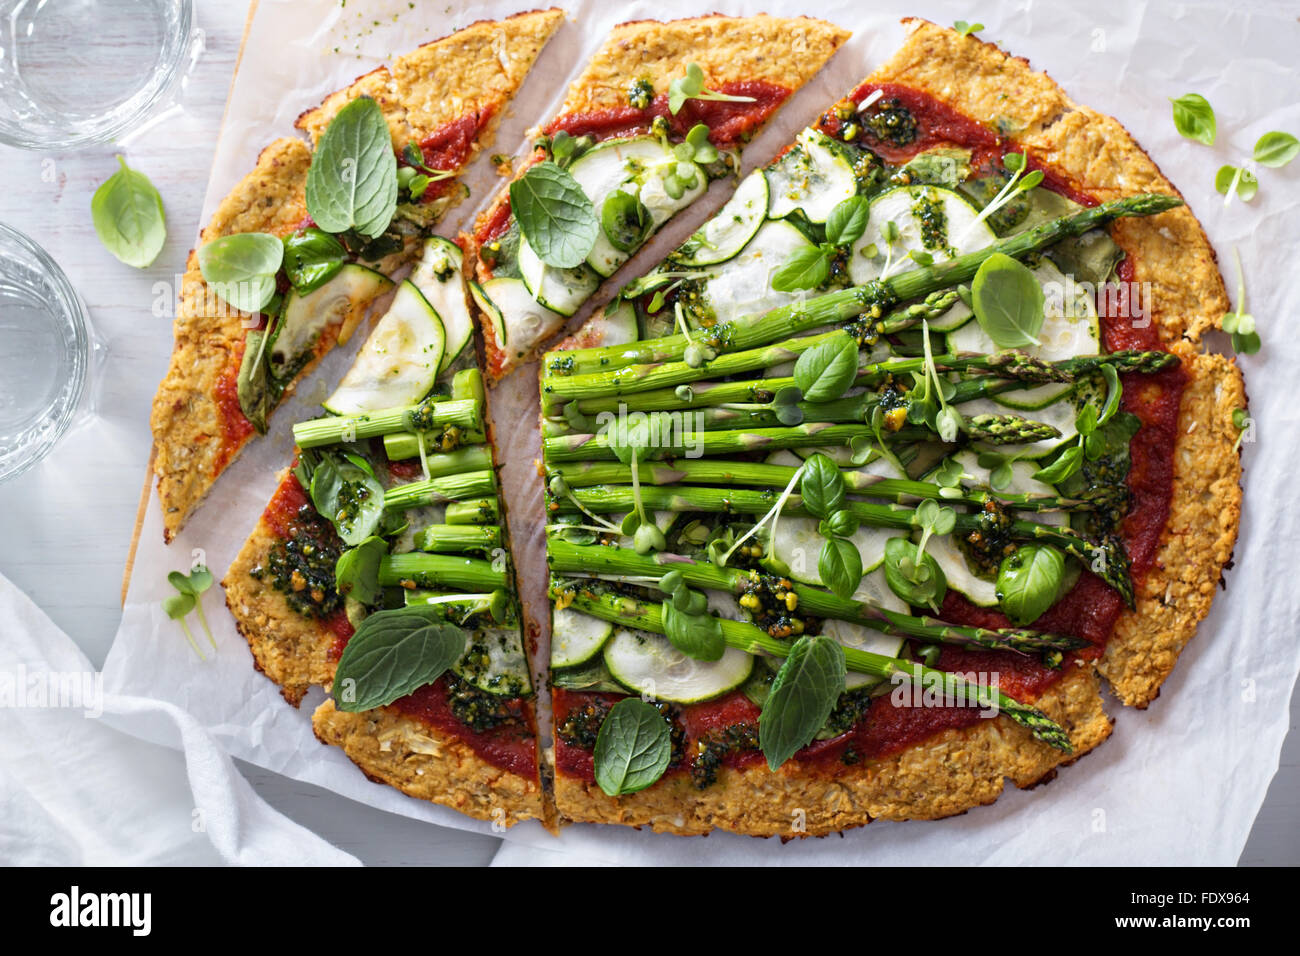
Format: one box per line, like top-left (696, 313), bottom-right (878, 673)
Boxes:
top-left (0, 572), bottom-right (357, 866)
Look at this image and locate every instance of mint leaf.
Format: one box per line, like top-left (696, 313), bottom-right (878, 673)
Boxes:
top-left (510, 160), bottom-right (599, 268)
top-left (333, 606), bottom-right (468, 712)
top-left (305, 96), bottom-right (399, 238)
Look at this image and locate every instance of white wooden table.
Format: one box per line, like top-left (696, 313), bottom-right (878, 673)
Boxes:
top-left (0, 0), bottom-right (1291, 866)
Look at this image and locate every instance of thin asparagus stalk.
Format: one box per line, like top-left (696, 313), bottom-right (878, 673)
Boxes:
top-left (555, 582), bottom-right (1072, 752)
top-left (541, 415), bottom-right (1056, 463)
top-left (383, 428), bottom-right (487, 461)
top-left (445, 497), bottom-right (499, 525)
top-left (293, 398), bottom-right (482, 449)
top-left (382, 470), bottom-right (497, 512)
top-left (413, 524), bottom-right (501, 553)
top-left (547, 460), bottom-right (1093, 512)
top-left (387, 445), bottom-right (494, 479)
top-left (546, 540), bottom-right (1088, 653)
top-left (552, 483), bottom-right (1134, 606)
top-left (546, 194), bottom-right (1182, 378)
top-left (379, 553), bottom-right (507, 592)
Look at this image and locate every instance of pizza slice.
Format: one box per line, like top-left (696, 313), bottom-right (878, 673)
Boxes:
top-left (224, 236), bottom-right (546, 827)
top-left (151, 9), bottom-right (564, 542)
top-left (465, 14), bottom-right (850, 380)
top-left (535, 19), bottom-right (1243, 835)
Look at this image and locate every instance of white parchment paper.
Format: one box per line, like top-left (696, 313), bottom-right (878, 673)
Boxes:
top-left (105, 0), bottom-right (1300, 862)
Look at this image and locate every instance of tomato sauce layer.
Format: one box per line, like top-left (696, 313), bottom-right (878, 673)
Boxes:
top-left (546, 81), bottom-right (790, 149)
top-left (391, 677), bottom-right (537, 779)
top-left (408, 109), bottom-right (495, 202)
top-left (556, 82), bottom-right (1186, 783)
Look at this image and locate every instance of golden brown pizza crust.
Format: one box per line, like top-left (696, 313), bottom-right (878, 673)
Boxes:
top-left (222, 471), bottom-right (338, 707)
top-left (150, 138), bottom-right (312, 543)
top-left (554, 15), bottom-right (850, 118)
top-left (869, 19), bottom-right (1229, 344)
top-left (312, 698), bottom-right (546, 826)
top-left (296, 8), bottom-right (565, 151)
top-left (1100, 343), bottom-right (1245, 706)
top-left (554, 666), bottom-right (1111, 835)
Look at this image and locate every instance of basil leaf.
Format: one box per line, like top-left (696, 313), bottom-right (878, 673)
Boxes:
top-left (882, 536), bottom-right (947, 608)
top-left (662, 598), bottom-right (725, 661)
top-left (283, 228), bottom-right (347, 293)
top-left (818, 537), bottom-right (863, 600)
top-left (510, 160), bottom-right (599, 268)
top-left (996, 544), bottom-right (1065, 625)
top-left (758, 635), bottom-right (846, 770)
top-left (309, 454), bottom-right (385, 545)
top-left (771, 245), bottom-right (830, 292)
top-left (91, 156), bottom-right (167, 268)
top-left (793, 332), bottom-right (859, 402)
top-left (333, 606), bottom-right (468, 712)
top-left (1253, 131), bottom-right (1300, 169)
top-left (305, 95), bottom-right (399, 239)
top-left (800, 453), bottom-right (846, 518)
top-left (825, 195), bottom-right (870, 247)
top-left (198, 232), bottom-right (284, 314)
top-left (1170, 93), bottom-right (1216, 146)
top-left (236, 326), bottom-right (273, 434)
top-left (593, 698), bottom-right (673, 796)
top-left (600, 190), bottom-right (651, 252)
top-left (1032, 445), bottom-right (1083, 485)
top-left (971, 252), bottom-right (1046, 349)
top-left (825, 510), bottom-right (860, 538)
top-left (335, 535), bottom-right (387, 606)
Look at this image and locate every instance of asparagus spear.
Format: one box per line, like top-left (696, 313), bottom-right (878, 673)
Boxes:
top-left (293, 397), bottom-right (482, 449)
top-left (445, 497), bottom-right (499, 525)
top-left (555, 581), bottom-right (1072, 752)
top-left (413, 524), bottom-right (501, 553)
top-left (551, 483), bottom-right (1134, 606)
top-left (546, 193), bottom-right (1182, 378)
top-left (379, 553), bottom-right (507, 592)
top-left (382, 469), bottom-right (497, 512)
top-left (547, 460), bottom-right (1092, 512)
top-left (541, 416), bottom-right (1057, 462)
top-left (546, 540), bottom-right (1088, 653)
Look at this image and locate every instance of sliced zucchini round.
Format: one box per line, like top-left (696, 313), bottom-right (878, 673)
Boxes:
top-left (672, 169), bottom-right (768, 267)
top-left (567, 136), bottom-right (701, 277)
top-left (936, 449), bottom-right (1067, 528)
top-left (582, 299), bottom-right (640, 348)
top-left (849, 185), bottom-right (995, 290)
top-left (765, 128), bottom-right (857, 222)
top-left (925, 534), bottom-right (998, 607)
top-left (410, 236), bottom-right (473, 372)
top-left (518, 237), bottom-right (602, 317)
top-left (550, 606), bottom-right (614, 669)
top-left (697, 219), bottom-right (816, 325)
top-left (603, 629), bottom-right (752, 704)
top-left (853, 566), bottom-right (909, 611)
top-left (269, 264), bottom-right (393, 380)
top-left (472, 276), bottom-right (563, 360)
top-left (453, 627), bottom-right (532, 696)
top-left (323, 279), bottom-right (445, 415)
top-left (820, 618), bottom-right (905, 689)
top-left (771, 516), bottom-right (891, 586)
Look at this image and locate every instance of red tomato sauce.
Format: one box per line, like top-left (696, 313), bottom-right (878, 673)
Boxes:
top-left (391, 677), bottom-right (538, 779)
top-left (408, 109), bottom-right (495, 202)
top-left (546, 81), bottom-right (790, 150)
top-left (213, 340), bottom-right (254, 476)
top-left (555, 82), bottom-right (1187, 783)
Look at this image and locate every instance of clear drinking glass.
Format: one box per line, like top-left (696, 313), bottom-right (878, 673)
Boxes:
top-left (0, 0), bottom-right (199, 150)
top-left (0, 223), bottom-right (91, 483)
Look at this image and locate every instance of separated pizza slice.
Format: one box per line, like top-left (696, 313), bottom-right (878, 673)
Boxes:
top-left (151, 9), bottom-right (565, 542)
top-left (535, 20), bottom-right (1242, 836)
top-left (465, 14), bottom-right (850, 380)
top-left (223, 236), bottom-right (546, 827)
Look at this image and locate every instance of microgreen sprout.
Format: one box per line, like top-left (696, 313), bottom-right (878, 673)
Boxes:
top-left (668, 63), bottom-right (757, 115)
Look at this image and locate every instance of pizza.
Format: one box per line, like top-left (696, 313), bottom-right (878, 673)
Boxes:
top-left (149, 9), bottom-right (565, 542)
top-left (194, 15), bottom-right (1242, 839)
top-left (464, 14), bottom-right (850, 380)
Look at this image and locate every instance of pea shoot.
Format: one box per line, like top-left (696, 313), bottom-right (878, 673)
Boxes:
top-left (667, 63), bottom-right (757, 115)
top-left (164, 566), bottom-right (217, 659)
top-left (961, 152), bottom-right (1043, 240)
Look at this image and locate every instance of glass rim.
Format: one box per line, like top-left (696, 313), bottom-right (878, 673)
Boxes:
top-left (0, 0), bottom-right (195, 151)
top-left (0, 221), bottom-right (90, 484)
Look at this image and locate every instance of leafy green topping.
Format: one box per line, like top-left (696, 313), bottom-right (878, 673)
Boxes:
top-left (1170, 93), bottom-right (1216, 146)
top-left (971, 252), bottom-right (1046, 349)
top-left (793, 331), bottom-right (859, 402)
top-left (198, 232), bottom-right (284, 314)
top-left (305, 96), bottom-right (398, 238)
top-left (333, 606), bottom-right (468, 712)
top-left (758, 634), bottom-right (846, 770)
top-left (510, 160), bottom-right (599, 268)
top-left (593, 698), bottom-right (673, 795)
top-left (91, 156), bottom-right (166, 268)
top-left (996, 544), bottom-right (1065, 625)
top-left (667, 63), bottom-right (757, 115)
